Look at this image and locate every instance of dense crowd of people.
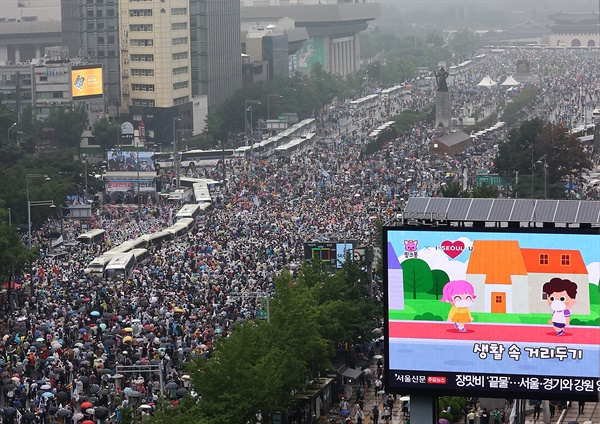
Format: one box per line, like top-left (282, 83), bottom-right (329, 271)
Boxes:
top-left (1, 47), bottom-right (599, 423)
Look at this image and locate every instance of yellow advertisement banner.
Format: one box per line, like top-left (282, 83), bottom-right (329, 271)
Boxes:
top-left (72, 67), bottom-right (103, 98)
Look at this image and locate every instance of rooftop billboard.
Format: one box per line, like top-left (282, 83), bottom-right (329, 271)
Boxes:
top-left (71, 66), bottom-right (103, 99)
top-left (383, 227), bottom-right (600, 400)
top-left (107, 150), bottom-right (155, 172)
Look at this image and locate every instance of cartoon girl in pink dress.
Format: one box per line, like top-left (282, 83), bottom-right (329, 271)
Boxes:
top-left (441, 280), bottom-right (476, 332)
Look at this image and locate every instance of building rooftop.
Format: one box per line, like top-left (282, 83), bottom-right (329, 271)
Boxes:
top-left (241, 2), bottom-right (379, 23)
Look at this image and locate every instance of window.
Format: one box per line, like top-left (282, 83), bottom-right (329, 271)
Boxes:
top-left (131, 39), bottom-right (154, 47)
top-left (86, 9), bottom-right (94, 17)
top-left (171, 7), bottom-right (186, 15)
top-left (171, 22), bottom-right (187, 30)
top-left (539, 254), bottom-right (549, 265)
top-left (561, 254), bottom-right (570, 266)
top-left (129, 9), bottom-right (152, 17)
top-left (87, 21), bottom-right (95, 30)
top-left (131, 54), bottom-right (154, 62)
top-left (132, 99), bottom-right (155, 107)
top-left (97, 9), bottom-right (103, 17)
top-left (173, 81), bottom-right (188, 90)
top-left (132, 84), bottom-right (155, 91)
top-left (131, 69), bottom-right (155, 77)
top-left (108, 35), bottom-right (115, 44)
top-left (97, 21), bottom-right (104, 30)
top-left (130, 24), bottom-right (153, 31)
top-left (172, 52), bottom-right (188, 60)
top-left (172, 37), bottom-right (187, 45)
top-left (98, 36), bottom-right (105, 44)
top-left (494, 295), bottom-right (502, 304)
top-left (173, 96), bottom-right (189, 105)
top-left (107, 8), bottom-right (115, 16)
top-left (52, 92), bottom-right (64, 98)
top-left (172, 66), bottom-right (188, 75)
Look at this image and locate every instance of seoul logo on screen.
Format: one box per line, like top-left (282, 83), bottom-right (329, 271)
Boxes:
top-left (439, 239), bottom-right (472, 259)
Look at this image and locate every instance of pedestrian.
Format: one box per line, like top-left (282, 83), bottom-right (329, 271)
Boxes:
top-left (532, 401), bottom-right (541, 419)
top-left (372, 402), bottom-right (380, 424)
top-left (480, 407), bottom-right (490, 424)
top-left (467, 409), bottom-right (476, 424)
top-left (578, 400), bottom-right (585, 414)
top-left (492, 408), bottom-right (501, 424)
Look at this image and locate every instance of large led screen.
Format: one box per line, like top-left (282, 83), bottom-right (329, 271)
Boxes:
top-left (383, 227), bottom-right (600, 400)
top-left (71, 66), bottom-right (103, 99)
top-left (107, 151), bottom-right (155, 172)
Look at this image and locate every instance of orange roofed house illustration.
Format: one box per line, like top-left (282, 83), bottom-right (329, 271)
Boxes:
top-left (466, 240), bottom-right (590, 315)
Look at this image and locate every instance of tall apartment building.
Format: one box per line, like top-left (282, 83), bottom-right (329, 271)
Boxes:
top-left (190, 0), bottom-right (242, 110)
top-left (118, 0), bottom-right (192, 111)
top-left (61, 0), bottom-right (121, 114)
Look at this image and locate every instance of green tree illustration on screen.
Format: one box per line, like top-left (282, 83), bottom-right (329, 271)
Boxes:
top-left (402, 258), bottom-right (434, 299)
top-left (428, 269), bottom-right (450, 300)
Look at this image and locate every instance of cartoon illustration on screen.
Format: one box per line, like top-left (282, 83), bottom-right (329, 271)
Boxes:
top-left (74, 74), bottom-right (85, 91)
top-left (542, 278), bottom-right (578, 336)
top-left (441, 280), bottom-right (476, 333)
top-left (404, 239), bottom-right (418, 258)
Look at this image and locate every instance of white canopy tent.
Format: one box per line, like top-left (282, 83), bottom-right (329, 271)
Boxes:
top-left (477, 75), bottom-right (497, 87)
top-left (501, 75), bottom-right (521, 86)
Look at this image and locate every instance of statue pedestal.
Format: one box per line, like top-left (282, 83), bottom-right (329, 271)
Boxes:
top-left (435, 91), bottom-right (450, 128)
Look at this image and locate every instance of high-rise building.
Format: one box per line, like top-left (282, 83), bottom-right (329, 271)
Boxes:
top-left (118, 0), bottom-right (192, 112)
top-left (61, 0), bottom-right (121, 114)
top-left (189, 0), bottom-right (242, 110)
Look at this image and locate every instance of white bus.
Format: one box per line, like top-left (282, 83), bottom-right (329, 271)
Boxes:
top-left (143, 230), bottom-right (174, 246)
top-left (77, 229), bottom-right (106, 244)
top-left (105, 252), bottom-right (136, 280)
top-left (87, 255), bottom-right (114, 277)
top-left (131, 248), bottom-right (150, 264)
top-left (175, 204), bottom-right (202, 222)
top-left (179, 149), bottom-right (234, 169)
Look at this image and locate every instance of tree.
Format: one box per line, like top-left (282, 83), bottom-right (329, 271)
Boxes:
top-left (47, 105), bottom-right (87, 151)
top-left (494, 119), bottom-right (592, 198)
top-left (92, 118), bottom-right (121, 151)
top-left (0, 204), bottom-right (38, 282)
top-left (428, 269), bottom-right (450, 300)
top-left (16, 105), bottom-right (42, 152)
top-left (402, 258), bottom-right (434, 299)
top-left (472, 181), bottom-right (499, 198)
top-left (441, 182), bottom-right (469, 198)
top-left (448, 29), bottom-right (480, 62)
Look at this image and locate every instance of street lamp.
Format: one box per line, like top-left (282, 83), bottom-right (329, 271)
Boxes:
top-left (244, 100), bottom-right (261, 140)
top-left (26, 174), bottom-right (52, 249)
top-left (82, 154), bottom-right (88, 202)
top-left (8, 122), bottom-right (16, 142)
top-left (267, 94), bottom-right (282, 120)
top-left (173, 117), bottom-right (181, 188)
top-left (536, 155), bottom-right (547, 199)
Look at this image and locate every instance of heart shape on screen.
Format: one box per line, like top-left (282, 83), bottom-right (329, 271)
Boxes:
top-left (441, 240), bottom-right (465, 259)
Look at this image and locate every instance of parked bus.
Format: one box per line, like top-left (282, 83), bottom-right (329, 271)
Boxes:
top-left (175, 204), bottom-right (202, 222)
top-left (179, 149), bottom-right (234, 169)
top-left (131, 248), bottom-right (150, 264)
top-left (143, 230), bottom-right (174, 246)
top-left (87, 255), bottom-right (114, 278)
top-left (105, 252), bottom-right (136, 280)
top-left (77, 229), bottom-right (106, 244)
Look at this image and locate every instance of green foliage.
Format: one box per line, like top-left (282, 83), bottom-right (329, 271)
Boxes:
top-left (494, 119), bottom-right (592, 198)
top-left (500, 87), bottom-right (537, 126)
top-left (0, 205), bottom-right (38, 281)
top-left (47, 105), bottom-right (88, 151)
top-left (439, 396), bottom-right (467, 422)
top-left (92, 118), bottom-right (121, 151)
top-left (472, 181), bottom-right (499, 198)
top-left (364, 127), bottom-right (396, 156)
top-left (428, 269), bottom-right (450, 299)
top-left (394, 107), bottom-right (433, 134)
top-left (441, 182), bottom-right (469, 198)
top-left (589, 283), bottom-right (599, 305)
top-left (402, 258), bottom-right (434, 299)
top-left (414, 312), bottom-right (444, 321)
top-left (448, 29), bottom-right (481, 62)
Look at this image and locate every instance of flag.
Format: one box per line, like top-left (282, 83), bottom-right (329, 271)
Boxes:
top-left (38, 266), bottom-right (45, 277)
top-left (53, 265), bottom-right (59, 275)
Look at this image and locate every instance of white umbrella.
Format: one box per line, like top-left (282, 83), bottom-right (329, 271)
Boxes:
top-left (400, 396), bottom-right (411, 401)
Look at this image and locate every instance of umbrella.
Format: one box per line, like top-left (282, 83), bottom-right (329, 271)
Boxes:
top-left (139, 404), bottom-right (152, 410)
top-left (128, 391), bottom-right (142, 398)
top-left (174, 308), bottom-right (184, 313)
top-left (123, 336), bottom-right (133, 344)
top-left (57, 409), bottom-right (71, 418)
top-left (90, 311), bottom-right (100, 317)
top-left (41, 384), bottom-right (52, 390)
top-left (124, 327), bottom-right (134, 333)
top-left (56, 391), bottom-right (69, 403)
top-left (42, 392), bottom-right (54, 398)
top-left (82, 421), bottom-right (95, 424)
top-left (399, 396), bottom-right (410, 401)
top-left (340, 409), bottom-right (350, 416)
top-left (23, 412), bottom-right (37, 422)
top-left (165, 382), bottom-right (179, 389)
top-left (439, 419), bottom-right (451, 424)
top-left (176, 388), bottom-right (188, 396)
top-left (111, 373), bottom-right (124, 379)
top-left (373, 354), bottom-right (383, 360)
top-left (79, 375), bottom-right (90, 383)
top-left (95, 406), bottom-right (109, 420)
top-left (80, 401), bottom-right (93, 409)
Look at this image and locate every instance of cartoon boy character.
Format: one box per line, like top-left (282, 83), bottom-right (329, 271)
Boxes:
top-left (542, 277), bottom-right (577, 336)
top-left (441, 280), bottom-right (476, 333)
